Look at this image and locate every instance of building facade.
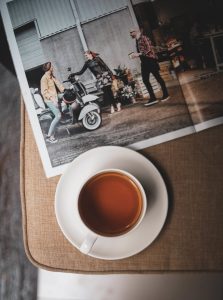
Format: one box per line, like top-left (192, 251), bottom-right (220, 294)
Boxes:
top-left (8, 0), bottom-right (142, 86)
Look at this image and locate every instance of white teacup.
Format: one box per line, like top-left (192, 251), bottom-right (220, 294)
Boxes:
top-left (76, 169), bottom-right (147, 255)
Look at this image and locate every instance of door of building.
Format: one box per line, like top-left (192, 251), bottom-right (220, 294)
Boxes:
top-left (14, 22), bottom-right (45, 71)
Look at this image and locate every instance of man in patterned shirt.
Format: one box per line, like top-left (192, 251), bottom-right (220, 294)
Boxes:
top-left (130, 28), bottom-right (170, 106)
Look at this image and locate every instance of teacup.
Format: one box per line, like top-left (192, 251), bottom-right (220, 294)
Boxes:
top-left (77, 168), bottom-right (147, 255)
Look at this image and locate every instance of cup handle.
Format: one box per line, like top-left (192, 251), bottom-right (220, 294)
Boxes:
top-left (80, 233), bottom-right (98, 254)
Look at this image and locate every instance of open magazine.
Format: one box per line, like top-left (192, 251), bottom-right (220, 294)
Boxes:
top-left (1, 0), bottom-right (223, 177)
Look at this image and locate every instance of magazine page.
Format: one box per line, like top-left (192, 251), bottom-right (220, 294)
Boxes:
top-left (1, 0), bottom-right (195, 178)
top-left (152, 0), bottom-right (223, 131)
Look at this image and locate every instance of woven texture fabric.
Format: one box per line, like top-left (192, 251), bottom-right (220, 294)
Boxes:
top-left (20, 103), bottom-right (223, 273)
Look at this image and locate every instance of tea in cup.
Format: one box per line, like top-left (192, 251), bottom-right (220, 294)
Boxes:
top-left (77, 169), bottom-right (147, 254)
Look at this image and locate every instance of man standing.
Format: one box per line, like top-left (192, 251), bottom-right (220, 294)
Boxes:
top-left (130, 28), bottom-right (170, 106)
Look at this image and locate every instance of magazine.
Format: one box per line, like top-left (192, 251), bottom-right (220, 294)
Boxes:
top-left (1, 0), bottom-right (223, 177)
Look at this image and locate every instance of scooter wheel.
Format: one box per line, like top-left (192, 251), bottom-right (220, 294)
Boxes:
top-left (82, 111), bottom-right (102, 131)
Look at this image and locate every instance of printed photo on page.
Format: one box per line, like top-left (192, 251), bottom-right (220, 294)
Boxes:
top-left (1, 0), bottom-right (223, 177)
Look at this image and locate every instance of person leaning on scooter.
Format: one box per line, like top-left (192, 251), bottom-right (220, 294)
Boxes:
top-left (70, 51), bottom-right (121, 114)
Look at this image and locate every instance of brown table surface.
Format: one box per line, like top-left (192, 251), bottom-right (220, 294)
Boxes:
top-left (21, 103), bottom-right (223, 273)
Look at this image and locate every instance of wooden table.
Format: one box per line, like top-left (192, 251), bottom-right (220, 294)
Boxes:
top-left (201, 31), bottom-right (223, 71)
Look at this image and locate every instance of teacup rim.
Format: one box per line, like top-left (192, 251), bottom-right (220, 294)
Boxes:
top-left (76, 168), bottom-right (147, 239)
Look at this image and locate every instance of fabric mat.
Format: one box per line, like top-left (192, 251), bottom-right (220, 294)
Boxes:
top-left (20, 102), bottom-right (223, 273)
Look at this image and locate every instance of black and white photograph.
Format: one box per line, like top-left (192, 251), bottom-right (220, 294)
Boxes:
top-left (1, 0), bottom-right (223, 177)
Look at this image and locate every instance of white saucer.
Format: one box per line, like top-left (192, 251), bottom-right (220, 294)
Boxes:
top-left (55, 146), bottom-right (168, 260)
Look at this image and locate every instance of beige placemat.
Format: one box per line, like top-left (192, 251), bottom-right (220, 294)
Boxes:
top-left (20, 102), bottom-right (223, 273)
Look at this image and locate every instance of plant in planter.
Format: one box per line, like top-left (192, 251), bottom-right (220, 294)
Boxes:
top-left (113, 65), bottom-right (137, 104)
top-left (113, 65), bottom-right (129, 85)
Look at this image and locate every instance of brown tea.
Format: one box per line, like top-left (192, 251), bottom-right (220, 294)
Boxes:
top-left (78, 171), bottom-right (143, 236)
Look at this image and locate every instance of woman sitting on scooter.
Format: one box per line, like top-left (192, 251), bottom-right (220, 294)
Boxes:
top-left (71, 51), bottom-right (121, 114)
top-left (41, 62), bottom-right (65, 143)
top-left (41, 62), bottom-right (79, 143)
